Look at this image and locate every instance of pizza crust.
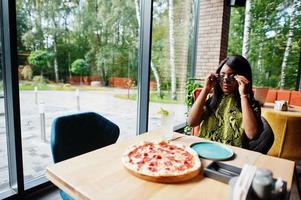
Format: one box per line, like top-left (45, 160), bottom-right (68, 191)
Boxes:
top-left (122, 141), bottom-right (201, 183)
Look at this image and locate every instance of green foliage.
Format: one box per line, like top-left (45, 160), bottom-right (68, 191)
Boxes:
top-left (71, 59), bottom-right (90, 76)
top-left (18, 82), bottom-right (104, 91)
top-left (32, 75), bottom-right (46, 88)
top-left (114, 91), bottom-right (183, 104)
top-left (16, 0), bottom-right (191, 92)
top-left (228, 0), bottom-right (301, 89)
top-left (16, 0), bottom-right (31, 52)
top-left (16, 0), bottom-right (301, 90)
top-left (151, 16), bottom-right (168, 82)
top-left (183, 79), bottom-right (203, 134)
top-left (28, 50), bottom-right (51, 75)
top-left (75, 0), bottom-right (139, 85)
top-left (185, 79), bottom-right (203, 108)
top-left (228, 7), bottom-right (244, 55)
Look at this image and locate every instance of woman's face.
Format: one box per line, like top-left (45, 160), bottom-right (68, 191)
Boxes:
top-left (218, 64), bottom-right (238, 94)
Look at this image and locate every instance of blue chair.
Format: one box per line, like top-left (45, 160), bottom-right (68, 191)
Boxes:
top-left (50, 112), bottom-right (120, 200)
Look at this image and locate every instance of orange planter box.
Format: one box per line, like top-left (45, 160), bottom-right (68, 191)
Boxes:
top-left (276, 90), bottom-right (291, 104)
top-left (109, 77), bottom-right (133, 88)
top-left (290, 91), bottom-right (301, 106)
top-left (266, 89), bottom-right (277, 103)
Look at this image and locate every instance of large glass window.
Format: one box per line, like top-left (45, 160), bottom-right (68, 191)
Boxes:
top-left (16, 0), bottom-right (139, 187)
top-left (0, 15), bottom-right (9, 193)
top-left (148, 0), bottom-right (196, 132)
top-left (228, 1), bottom-right (301, 89)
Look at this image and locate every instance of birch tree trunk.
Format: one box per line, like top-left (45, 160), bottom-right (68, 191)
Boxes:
top-left (257, 41), bottom-right (263, 72)
top-left (242, 0), bottom-right (252, 59)
top-left (168, 0), bottom-right (177, 100)
top-left (135, 0), bottom-right (161, 97)
top-left (48, 1), bottom-right (60, 83)
top-left (53, 38), bottom-right (59, 82)
top-left (150, 63), bottom-right (161, 95)
top-left (280, 0), bottom-right (297, 89)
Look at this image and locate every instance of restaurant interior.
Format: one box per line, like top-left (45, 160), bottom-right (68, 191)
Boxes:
top-left (1, 0), bottom-right (301, 199)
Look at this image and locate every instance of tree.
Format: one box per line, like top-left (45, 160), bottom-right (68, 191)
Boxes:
top-left (168, 0), bottom-right (177, 100)
top-left (242, 0), bottom-right (252, 59)
top-left (249, 0), bottom-right (285, 87)
top-left (228, 8), bottom-right (244, 55)
top-left (16, 0), bottom-right (31, 52)
top-left (28, 50), bottom-right (51, 76)
top-left (71, 58), bottom-right (90, 85)
top-left (71, 59), bottom-right (90, 76)
top-left (229, 0), bottom-right (301, 89)
top-left (22, 0), bottom-right (45, 50)
top-left (44, 1), bottom-right (62, 83)
top-left (280, 0), bottom-right (298, 89)
top-left (74, 0), bottom-right (138, 86)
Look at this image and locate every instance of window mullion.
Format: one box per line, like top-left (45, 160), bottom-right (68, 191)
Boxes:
top-left (1, 0), bottom-right (24, 196)
top-left (136, 0), bottom-right (153, 135)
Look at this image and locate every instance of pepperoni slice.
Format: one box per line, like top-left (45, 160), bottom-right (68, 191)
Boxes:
top-left (148, 167), bottom-right (158, 172)
top-left (149, 162), bottom-right (157, 167)
top-left (167, 156), bottom-right (175, 161)
top-left (142, 156), bottom-right (151, 162)
top-left (177, 165), bottom-right (186, 171)
top-left (164, 161), bottom-right (172, 166)
top-left (134, 154), bottom-right (141, 159)
top-left (184, 160), bottom-right (193, 168)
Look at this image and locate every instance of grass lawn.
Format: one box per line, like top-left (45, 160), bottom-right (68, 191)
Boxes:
top-left (19, 81), bottom-right (104, 91)
top-left (114, 91), bottom-right (183, 104)
top-left (19, 81), bottom-right (184, 104)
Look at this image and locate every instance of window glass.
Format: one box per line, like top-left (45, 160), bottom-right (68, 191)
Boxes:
top-left (0, 15), bottom-right (10, 193)
top-left (228, 1), bottom-right (301, 89)
top-left (16, 0), bottom-right (139, 186)
top-left (148, 0), bottom-right (195, 133)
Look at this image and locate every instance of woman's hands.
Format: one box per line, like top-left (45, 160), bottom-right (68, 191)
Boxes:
top-left (235, 75), bottom-right (250, 96)
top-left (204, 73), bottom-right (250, 96)
top-left (204, 73), bottom-right (218, 93)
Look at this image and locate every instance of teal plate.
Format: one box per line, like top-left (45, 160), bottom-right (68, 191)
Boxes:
top-left (190, 142), bottom-right (234, 160)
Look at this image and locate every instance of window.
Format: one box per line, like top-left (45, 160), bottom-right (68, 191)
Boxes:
top-left (0, 15), bottom-right (10, 194)
top-left (0, 0), bottom-right (200, 198)
top-left (148, 0), bottom-right (196, 132)
top-left (16, 0), bottom-right (139, 189)
top-left (228, 1), bottom-right (301, 89)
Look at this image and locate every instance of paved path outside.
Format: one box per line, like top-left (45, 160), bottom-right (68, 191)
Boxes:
top-left (0, 88), bottom-right (186, 190)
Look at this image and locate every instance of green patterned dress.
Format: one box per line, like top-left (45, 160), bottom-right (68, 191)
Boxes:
top-left (199, 94), bottom-right (261, 147)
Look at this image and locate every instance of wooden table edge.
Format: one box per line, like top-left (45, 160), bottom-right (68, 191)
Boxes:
top-left (45, 168), bottom-right (89, 200)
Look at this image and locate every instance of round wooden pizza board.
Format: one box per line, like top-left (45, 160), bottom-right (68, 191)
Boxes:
top-left (123, 166), bottom-right (202, 183)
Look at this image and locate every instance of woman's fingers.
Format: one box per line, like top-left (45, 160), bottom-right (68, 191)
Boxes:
top-left (235, 75), bottom-right (248, 81)
top-left (235, 75), bottom-right (249, 95)
top-left (206, 73), bottom-right (216, 80)
top-left (205, 73), bottom-right (216, 83)
top-left (204, 73), bottom-right (217, 92)
top-left (235, 75), bottom-right (249, 85)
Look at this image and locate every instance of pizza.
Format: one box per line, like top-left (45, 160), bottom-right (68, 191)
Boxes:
top-left (122, 141), bottom-right (201, 183)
